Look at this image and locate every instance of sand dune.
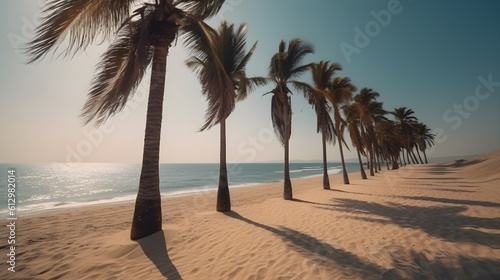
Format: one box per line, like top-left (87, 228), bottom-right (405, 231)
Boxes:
top-left (2, 150), bottom-right (500, 279)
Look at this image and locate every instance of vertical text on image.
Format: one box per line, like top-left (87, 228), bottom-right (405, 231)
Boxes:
top-left (6, 168), bottom-right (17, 273)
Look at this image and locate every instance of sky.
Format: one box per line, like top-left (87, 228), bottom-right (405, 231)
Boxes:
top-left (0, 0), bottom-right (499, 164)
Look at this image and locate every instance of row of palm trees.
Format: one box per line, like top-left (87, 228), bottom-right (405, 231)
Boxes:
top-left (184, 22), bottom-right (436, 214)
top-left (26, 0), bottom-right (434, 240)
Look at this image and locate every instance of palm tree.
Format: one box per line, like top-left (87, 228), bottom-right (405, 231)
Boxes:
top-left (343, 103), bottom-right (368, 179)
top-left (326, 77), bottom-right (357, 184)
top-left (26, 0), bottom-right (226, 240)
top-left (265, 38), bottom-right (314, 200)
top-left (414, 122), bottom-right (435, 164)
top-left (185, 21), bottom-right (265, 212)
top-left (294, 61), bottom-right (340, 189)
top-left (352, 88), bottom-right (385, 176)
top-left (376, 119), bottom-right (403, 169)
top-left (391, 107), bottom-right (418, 165)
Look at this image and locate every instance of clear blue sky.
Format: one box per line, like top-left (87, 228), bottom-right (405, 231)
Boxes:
top-left (1, 0), bottom-right (499, 164)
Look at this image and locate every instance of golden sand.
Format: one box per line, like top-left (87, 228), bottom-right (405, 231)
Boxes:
top-left (2, 151), bottom-right (500, 279)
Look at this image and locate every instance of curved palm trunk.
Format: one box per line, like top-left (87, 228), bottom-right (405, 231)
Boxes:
top-left (131, 46), bottom-right (168, 240)
top-left (338, 139), bottom-right (350, 184)
top-left (321, 133), bottom-right (330, 189)
top-left (356, 148), bottom-right (368, 179)
top-left (217, 118), bottom-right (231, 212)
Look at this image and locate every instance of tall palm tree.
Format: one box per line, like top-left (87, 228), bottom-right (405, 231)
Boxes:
top-left (294, 61), bottom-right (340, 189)
top-left (376, 119), bottom-right (403, 169)
top-left (391, 107), bottom-right (418, 165)
top-left (352, 88), bottom-right (385, 176)
top-left (326, 77), bottom-right (357, 184)
top-left (26, 0), bottom-right (226, 240)
top-left (265, 38), bottom-right (314, 200)
top-left (343, 103), bottom-right (368, 179)
top-left (185, 21), bottom-right (265, 212)
top-left (414, 122), bottom-right (435, 164)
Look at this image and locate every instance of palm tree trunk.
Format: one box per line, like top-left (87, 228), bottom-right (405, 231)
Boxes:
top-left (407, 149), bottom-right (415, 164)
top-left (283, 97), bottom-right (293, 200)
top-left (338, 139), bottom-right (350, 184)
top-left (131, 46), bottom-right (168, 240)
top-left (376, 151), bottom-right (382, 171)
top-left (410, 149), bottom-right (418, 164)
top-left (284, 138), bottom-right (292, 199)
top-left (216, 118), bottom-right (231, 212)
top-left (392, 155), bottom-right (399, 170)
top-left (369, 146), bottom-right (375, 176)
top-left (321, 133), bottom-right (330, 189)
top-left (356, 148), bottom-right (368, 179)
top-left (423, 149), bottom-right (428, 164)
top-left (415, 147), bottom-right (424, 164)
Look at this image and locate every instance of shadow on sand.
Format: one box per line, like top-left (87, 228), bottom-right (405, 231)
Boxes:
top-left (136, 230), bottom-right (182, 280)
top-left (291, 198), bottom-right (333, 207)
top-left (433, 158), bottom-right (485, 168)
top-left (397, 196), bottom-right (500, 208)
top-left (382, 250), bottom-right (500, 279)
top-left (224, 211), bottom-right (383, 279)
top-left (326, 198), bottom-right (500, 249)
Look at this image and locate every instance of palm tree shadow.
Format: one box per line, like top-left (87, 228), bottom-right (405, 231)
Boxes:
top-left (328, 198), bottom-right (500, 249)
top-left (328, 188), bottom-right (370, 196)
top-left (292, 198), bottom-right (332, 207)
top-left (434, 158), bottom-right (485, 168)
top-left (382, 249), bottom-right (500, 279)
top-left (136, 230), bottom-right (182, 280)
top-left (224, 211), bottom-right (383, 279)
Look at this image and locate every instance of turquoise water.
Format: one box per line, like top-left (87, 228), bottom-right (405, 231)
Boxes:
top-left (0, 162), bottom-right (359, 216)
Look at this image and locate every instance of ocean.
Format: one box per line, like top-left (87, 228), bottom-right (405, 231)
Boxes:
top-left (0, 162), bottom-right (360, 216)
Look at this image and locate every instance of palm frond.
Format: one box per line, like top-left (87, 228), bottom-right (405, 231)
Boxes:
top-left (233, 40), bottom-right (256, 75)
top-left (291, 80), bottom-right (315, 101)
top-left (175, 0), bottom-right (226, 19)
top-left (287, 38), bottom-right (314, 79)
top-left (184, 20), bottom-right (233, 130)
top-left (81, 19), bottom-right (153, 126)
top-left (26, 0), bottom-right (138, 63)
top-left (236, 76), bottom-right (268, 101)
top-left (185, 20), bottom-right (261, 131)
top-left (317, 98), bottom-right (336, 143)
top-left (271, 93), bottom-right (288, 145)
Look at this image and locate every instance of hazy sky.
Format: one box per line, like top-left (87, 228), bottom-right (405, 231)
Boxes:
top-left (1, 0), bottom-right (499, 164)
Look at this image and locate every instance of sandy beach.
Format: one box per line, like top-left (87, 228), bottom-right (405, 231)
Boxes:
top-left (2, 151), bottom-right (500, 279)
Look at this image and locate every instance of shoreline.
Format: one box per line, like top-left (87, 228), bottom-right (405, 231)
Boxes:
top-left (2, 151), bottom-right (499, 279)
top-left (9, 167), bottom-right (349, 217)
top-left (16, 169), bottom-right (352, 219)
